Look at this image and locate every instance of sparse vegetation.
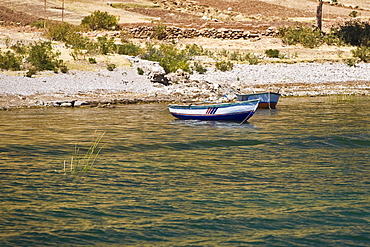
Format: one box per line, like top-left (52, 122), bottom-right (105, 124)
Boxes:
top-left (137, 67), bottom-right (145, 75)
top-left (141, 43), bottom-right (191, 73)
top-left (2, 4), bottom-right (370, 78)
top-left (97, 35), bottom-right (116, 55)
top-left (45, 22), bottom-right (79, 42)
top-left (279, 23), bottom-right (342, 48)
top-left (117, 42), bottom-right (142, 56)
top-left (81, 10), bottom-right (119, 30)
top-left (349, 11), bottom-right (358, 18)
top-left (265, 49), bottom-right (280, 58)
top-left (215, 60), bottom-right (233, 71)
top-left (0, 50), bottom-right (22, 70)
top-left (331, 20), bottom-right (370, 47)
top-left (344, 58), bottom-right (358, 67)
top-left (107, 63), bottom-right (116, 71)
top-left (88, 57), bottom-right (97, 64)
top-left (2, 40), bottom-right (68, 75)
top-left (26, 41), bottom-right (63, 71)
top-left (192, 62), bottom-right (207, 74)
top-left (245, 53), bottom-right (260, 65)
top-left (151, 21), bottom-right (168, 40)
top-left (351, 46), bottom-right (370, 62)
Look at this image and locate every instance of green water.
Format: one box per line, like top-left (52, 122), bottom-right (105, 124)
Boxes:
top-left (0, 96), bottom-right (369, 246)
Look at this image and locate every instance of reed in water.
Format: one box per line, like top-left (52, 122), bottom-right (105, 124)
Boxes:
top-left (64, 131), bottom-right (107, 173)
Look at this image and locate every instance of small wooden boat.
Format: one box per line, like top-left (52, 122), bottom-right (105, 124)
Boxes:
top-left (168, 99), bottom-right (259, 122)
top-left (237, 92), bottom-right (280, 109)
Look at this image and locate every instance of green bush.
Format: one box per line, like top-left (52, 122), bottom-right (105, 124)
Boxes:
top-left (43, 22), bottom-right (95, 51)
top-left (229, 51), bottom-right (242, 61)
top-left (349, 11), bottom-right (358, 18)
top-left (265, 49), bottom-right (280, 58)
top-left (137, 67), bottom-right (144, 75)
top-left (60, 65), bottom-right (69, 73)
top-left (46, 22), bottom-right (78, 42)
top-left (31, 20), bottom-right (47, 29)
top-left (107, 63), bottom-right (116, 71)
top-left (344, 58), bottom-right (358, 67)
top-left (71, 35), bottom-right (96, 52)
top-left (184, 44), bottom-right (206, 56)
top-left (351, 46), bottom-right (370, 62)
top-left (117, 42), bottom-right (142, 56)
top-left (331, 20), bottom-right (370, 46)
top-left (81, 11), bottom-right (119, 30)
top-left (192, 62), bottom-right (207, 74)
top-left (10, 41), bottom-right (29, 56)
top-left (25, 67), bottom-right (37, 77)
top-left (151, 22), bottom-right (167, 40)
top-left (26, 41), bottom-right (63, 71)
top-left (245, 53), bottom-right (259, 65)
top-left (0, 50), bottom-right (22, 70)
top-left (96, 35), bottom-right (116, 55)
top-left (215, 60), bottom-right (233, 71)
top-left (279, 24), bottom-right (323, 48)
top-left (88, 57), bottom-right (97, 64)
top-left (141, 43), bottom-right (190, 73)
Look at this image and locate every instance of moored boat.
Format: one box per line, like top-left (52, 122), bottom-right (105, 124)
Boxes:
top-left (168, 99), bottom-right (259, 122)
top-left (237, 92), bottom-right (280, 109)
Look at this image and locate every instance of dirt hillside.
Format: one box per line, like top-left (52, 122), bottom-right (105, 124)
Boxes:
top-left (1, 0), bottom-right (370, 30)
top-left (1, 0), bottom-right (370, 66)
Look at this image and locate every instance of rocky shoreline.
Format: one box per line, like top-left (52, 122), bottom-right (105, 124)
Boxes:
top-left (1, 59), bottom-right (370, 110)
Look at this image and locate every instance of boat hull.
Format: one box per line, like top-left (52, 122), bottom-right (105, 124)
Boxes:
top-left (237, 92), bottom-right (280, 109)
top-left (168, 100), bottom-right (259, 122)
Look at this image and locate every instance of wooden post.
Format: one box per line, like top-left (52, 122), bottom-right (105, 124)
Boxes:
top-left (44, 0), bottom-right (47, 28)
top-left (62, 0), bottom-right (64, 22)
top-left (317, 0), bottom-right (323, 30)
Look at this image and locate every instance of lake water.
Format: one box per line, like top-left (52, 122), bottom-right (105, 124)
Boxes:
top-left (0, 96), bottom-right (369, 246)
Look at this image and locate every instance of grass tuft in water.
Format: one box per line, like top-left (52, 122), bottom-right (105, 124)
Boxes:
top-left (64, 131), bottom-right (107, 173)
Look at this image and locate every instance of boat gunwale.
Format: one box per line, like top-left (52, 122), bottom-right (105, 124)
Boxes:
top-left (168, 99), bottom-right (260, 109)
top-left (236, 92), bottom-right (281, 97)
top-left (171, 109), bottom-right (255, 117)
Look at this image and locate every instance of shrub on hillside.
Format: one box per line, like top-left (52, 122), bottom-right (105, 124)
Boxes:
top-left (10, 41), bottom-right (29, 56)
top-left (265, 49), bottom-right (280, 58)
top-left (26, 42), bottom-right (64, 71)
top-left (184, 44), bottom-right (207, 56)
top-left (215, 60), bottom-right (233, 71)
top-left (96, 35), bottom-right (117, 55)
top-left (141, 43), bottom-right (190, 73)
top-left (279, 24), bottom-right (323, 48)
top-left (244, 53), bottom-right (260, 65)
top-left (351, 46), bottom-right (370, 62)
top-left (81, 11), bottom-right (119, 30)
top-left (117, 42), bottom-right (142, 56)
top-left (151, 22), bottom-right (167, 40)
top-left (46, 22), bottom-right (78, 42)
top-left (137, 67), bottom-right (145, 75)
top-left (107, 63), bottom-right (116, 71)
top-left (192, 62), bottom-right (207, 74)
top-left (0, 50), bottom-right (22, 70)
top-left (331, 20), bottom-right (370, 47)
top-left (279, 24), bottom-right (342, 48)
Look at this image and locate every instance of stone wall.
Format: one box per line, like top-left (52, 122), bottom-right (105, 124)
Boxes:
top-left (121, 26), bottom-right (277, 40)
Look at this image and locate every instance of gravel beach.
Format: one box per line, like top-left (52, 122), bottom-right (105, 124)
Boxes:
top-left (1, 61), bottom-right (370, 109)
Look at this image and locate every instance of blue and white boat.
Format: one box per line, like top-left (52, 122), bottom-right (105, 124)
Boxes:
top-left (237, 92), bottom-right (280, 109)
top-left (168, 99), bottom-right (259, 122)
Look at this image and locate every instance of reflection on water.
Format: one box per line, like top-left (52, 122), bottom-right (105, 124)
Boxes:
top-left (0, 96), bottom-right (369, 246)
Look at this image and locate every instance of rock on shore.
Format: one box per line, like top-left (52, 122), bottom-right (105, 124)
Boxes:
top-left (1, 60), bottom-right (370, 109)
